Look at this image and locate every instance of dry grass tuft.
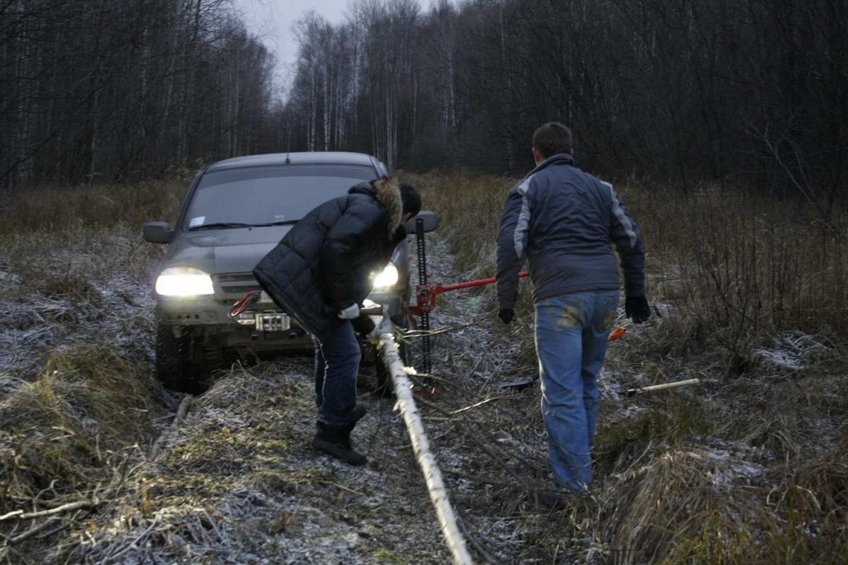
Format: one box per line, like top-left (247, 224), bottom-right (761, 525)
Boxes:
top-left (403, 172), bottom-right (513, 277)
top-left (0, 345), bottom-right (168, 562)
top-left (0, 345), bottom-right (165, 503)
top-left (627, 184), bottom-right (848, 370)
top-left (0, 180), bottom-right (184, 235)
top-left (602, 444), bottom-right (770, 563)
top-left (768, 439), bottom-right (848, 561)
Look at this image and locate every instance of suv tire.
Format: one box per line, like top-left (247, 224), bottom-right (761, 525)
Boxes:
top-left (155, 324), bottom-right (209, 394)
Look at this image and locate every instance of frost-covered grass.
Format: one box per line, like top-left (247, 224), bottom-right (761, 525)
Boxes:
top-left (631, 184), bottom-right (848, 364)
top-left (1, 176), bottom-right (847, 562)
top-left (0, 181), bottom-right (183, 560)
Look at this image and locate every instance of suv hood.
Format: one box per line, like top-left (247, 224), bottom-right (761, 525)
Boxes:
top-left (163, 226), bottom-right (291, 275)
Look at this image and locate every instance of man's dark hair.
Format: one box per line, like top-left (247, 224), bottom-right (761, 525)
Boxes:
top-left (532, 122), bottom-right (573, 159)
top-left (400, 183), bottom-right (421, 216)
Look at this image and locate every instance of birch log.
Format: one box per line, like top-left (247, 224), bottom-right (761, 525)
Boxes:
top-left (375, 330), bottom-right (473, 565)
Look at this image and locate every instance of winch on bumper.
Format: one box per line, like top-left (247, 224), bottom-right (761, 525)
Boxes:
top-left (229, 291), bottom-right (292, 332)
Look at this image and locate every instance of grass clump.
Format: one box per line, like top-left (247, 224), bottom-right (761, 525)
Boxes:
top-left (602, 445), bottom-right (769, 563)
top-left (373, 547), bottom-right (405, 563)
top-left (765, 439), bottom-right (848, 561)
top-left (626, 185), bottom-right (848, 369)
top-left (405, 172), bottom-right (512, 277)
top-left (594, 392), bottom-right (715, 475)
top-left (0, 344), bottom-right (165, 505)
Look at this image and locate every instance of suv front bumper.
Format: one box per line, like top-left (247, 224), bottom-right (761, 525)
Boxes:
top-left (155, 272), bottom-right (408, 350)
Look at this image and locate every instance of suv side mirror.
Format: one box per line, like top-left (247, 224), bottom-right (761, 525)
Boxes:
top-left (406, 210), bottom-right (439, 234)
top-left (143, 221), bottom-right (174, 244)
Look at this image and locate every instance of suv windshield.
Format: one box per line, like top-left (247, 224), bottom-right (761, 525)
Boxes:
top-left (183, 164), bottom-right (377, 230)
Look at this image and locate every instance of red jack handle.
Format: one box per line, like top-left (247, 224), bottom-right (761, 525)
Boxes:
top-left (410, 271), bottom-right (528, 315)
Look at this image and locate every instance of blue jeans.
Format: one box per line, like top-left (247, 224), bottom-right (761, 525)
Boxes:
top-left (314, 320), bottom-right (361, 428)
top-left (534, 291), bottom-right (619, 492)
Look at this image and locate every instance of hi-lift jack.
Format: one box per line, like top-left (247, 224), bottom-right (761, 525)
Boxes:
top-left (407, 269), bottom-right (532, 392)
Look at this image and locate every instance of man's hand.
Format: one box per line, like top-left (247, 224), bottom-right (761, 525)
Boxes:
top-left (338, 303), bottom-right (360, 320)
top-left (625, 296), bottom-right (651, 324)
top-left (498, 308), bottom-right (515, 324)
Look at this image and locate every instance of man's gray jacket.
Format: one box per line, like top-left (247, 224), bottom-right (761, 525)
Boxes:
top-left (496, 154), bottom-right (645, 311)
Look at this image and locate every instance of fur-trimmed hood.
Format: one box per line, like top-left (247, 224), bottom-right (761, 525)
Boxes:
top-left (349, 178), bottom-right (403, 238)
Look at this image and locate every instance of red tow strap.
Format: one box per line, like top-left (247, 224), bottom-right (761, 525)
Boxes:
top-left (229, 290), bottom-right (261, 318)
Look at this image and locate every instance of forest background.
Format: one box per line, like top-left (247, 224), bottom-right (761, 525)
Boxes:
top-left (3, 0), bottom-right (846, 220)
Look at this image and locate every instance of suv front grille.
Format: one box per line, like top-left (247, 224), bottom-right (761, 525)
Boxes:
top-left (215, 273), bottom-right (261, 301)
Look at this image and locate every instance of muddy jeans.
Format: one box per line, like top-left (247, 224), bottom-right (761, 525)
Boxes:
top-left (534, 291), bottom-right (619, 492)
top-left (314, 320), bottom-right (361, 428)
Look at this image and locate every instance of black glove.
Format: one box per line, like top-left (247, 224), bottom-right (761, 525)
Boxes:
top-left (625, 296), bottom-right (651, 324)
top-left (352, 315), bottom-right (376, 337)
top-left (498, 308), bottom-right (514, 325)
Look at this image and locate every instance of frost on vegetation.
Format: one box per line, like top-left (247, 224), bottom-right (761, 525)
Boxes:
top-left (682, 445), bottom-right (766, 490)
top-left (597, 366), bottom-right (627, 396)
top-left (8, 218), bottom-right (763, 563)
top-left (609, 440), bottom-right (767, 493)
top-left (0, 269), bottom-right (21, 286)
top-left (755, 332), bottom-right (829, 370)
top-left (0, 264), bottom-right (154, 380)
top-left (63, 364), bottom-right (452, 565)
top-left (649, 300), bottom-right (674, 318)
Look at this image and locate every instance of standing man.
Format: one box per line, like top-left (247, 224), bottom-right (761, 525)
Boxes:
top-left (254, 178), bottom-right (421, 466)
top-left (496, 122), bottom-right (650, 497)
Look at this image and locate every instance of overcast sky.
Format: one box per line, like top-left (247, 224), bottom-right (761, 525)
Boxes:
top-left (232, 0), bottom-right (354, 98)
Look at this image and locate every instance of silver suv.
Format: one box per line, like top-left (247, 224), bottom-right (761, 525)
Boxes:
top-left (143, 152), bottom-right (437, 392)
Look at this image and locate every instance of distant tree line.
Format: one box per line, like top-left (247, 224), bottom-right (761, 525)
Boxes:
top-left (1, 0), bottom-right (272, 188)
top-left (3, 0), bottom-right (846, 213)
top-left (279, 0), bottom-right (846, 213)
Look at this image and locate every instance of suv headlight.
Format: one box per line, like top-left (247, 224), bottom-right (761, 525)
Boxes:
top-left (155, 267), bottom-right (214, 297)
top-left (372, 263), bottom-right (399, 290)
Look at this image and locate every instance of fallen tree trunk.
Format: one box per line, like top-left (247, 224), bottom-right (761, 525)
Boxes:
top-left (374, 330), bottom-right (473, 565)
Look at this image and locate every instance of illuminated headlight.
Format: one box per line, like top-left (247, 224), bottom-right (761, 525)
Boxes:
top-left (372, 263), bottom-right (399, 290)
top-left (155, 267), bottom-right (214, 296)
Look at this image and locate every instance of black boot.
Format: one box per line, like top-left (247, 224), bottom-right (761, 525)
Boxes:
top-left (347, 404), bottom-right (366, 431)
top-left (312, 422), bottom-right (367, 466)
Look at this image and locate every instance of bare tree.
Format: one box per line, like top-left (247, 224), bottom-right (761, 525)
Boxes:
top-left (1, 0), bottom-right (274, 189)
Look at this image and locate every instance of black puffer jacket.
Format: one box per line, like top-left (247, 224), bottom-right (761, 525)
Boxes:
top-left (254, 178), bottom-right (404, 341)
